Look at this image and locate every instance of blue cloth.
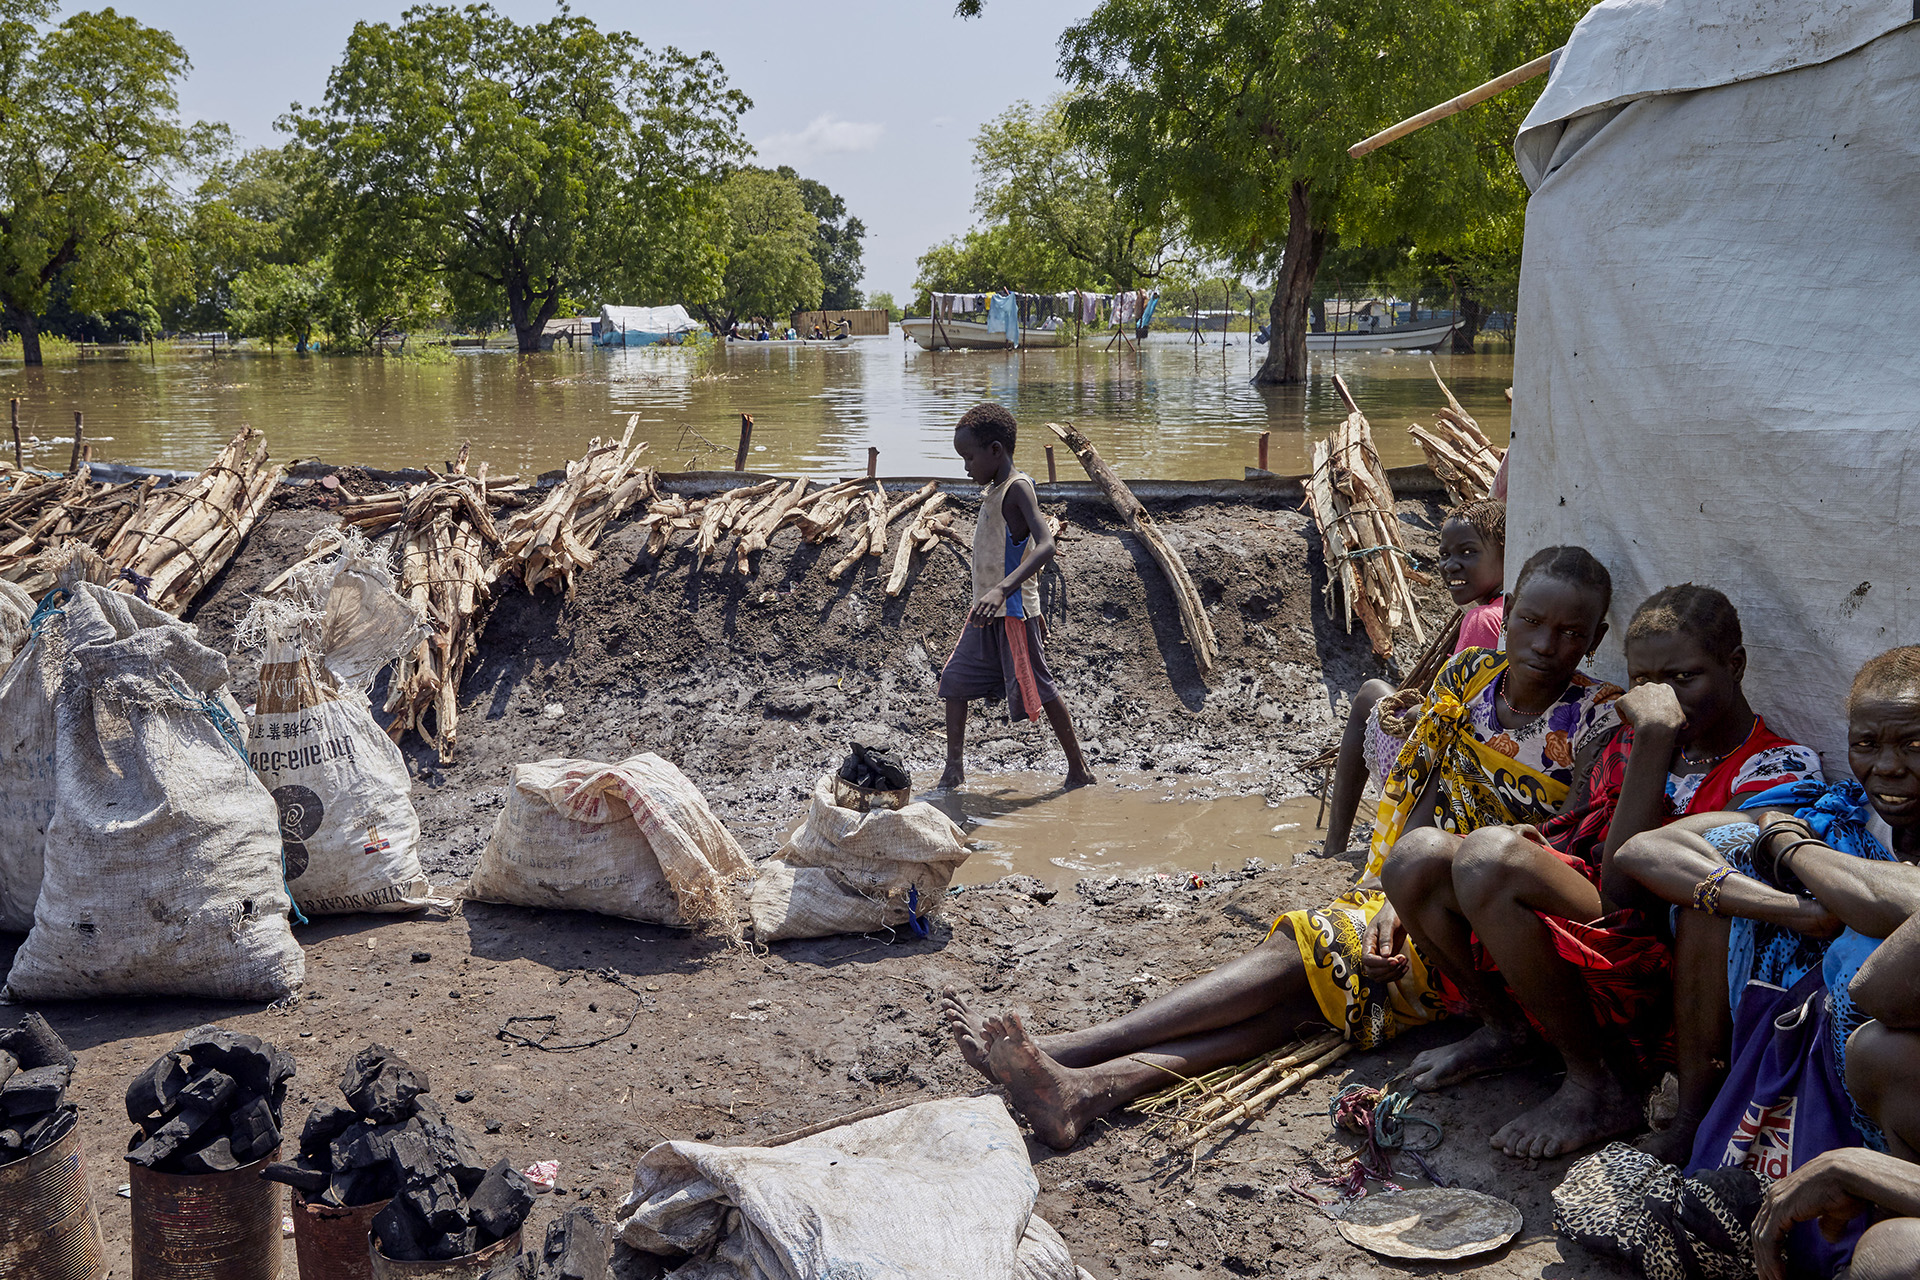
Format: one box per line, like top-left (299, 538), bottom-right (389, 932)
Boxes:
top-left (987, 292), bottom-right (1019, 344)
top-left (1002, 526), bottom-right (1028, 619)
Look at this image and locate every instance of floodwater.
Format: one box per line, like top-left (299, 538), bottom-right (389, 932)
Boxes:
top-left (0, 335), bottom-right (1512, 481)
top-left (932, 772), bottom-right (1328, 888)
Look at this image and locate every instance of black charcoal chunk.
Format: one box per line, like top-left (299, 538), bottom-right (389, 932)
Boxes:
top-left (341, 1044), bottom-right (428, 1123)
top-left (262, 1158), bottom-right (332, 1195)
top-left (126, 1104), bottom-right (219, 1167)
top-left (228, 1095), bottom-right (281, 1164)
top-left (330, 1162), bottom-right (396, 1209)
top-left (126, 1051), bottom-right (189, 1123)
top-left (1, 1063), bottom-right (71, 1117)
top-left (414, 1097), bottom-right (488, 1190)
top-left (374, 1195), bottom-right (433, 1261)
top-left (468, 1159), bottom-right (535, 1240)
top-left (483, 1256), bottom-right (537, 1280)
top-left (331, 1120), bottom-right (402, 1173)
top-left (175, 1067), bottom-right (238, 1117)
top-left (536, 1208), bottom-right (609, 1280)
top-left (177, 1135), bottom-right (242, 1174)
top-left (0, 1013), bottom-right (75, 1072)
top-left (22, 1104), bottom-right (77, 1155)
top-left (427, 1227), bottom-right (480, 1261)
top-left (179, 1025), bottom-right (277, 1098)
top-left (607, 1242), bottom-right (667, 1280)
top-left (300, 1102), bottom-right (361, 1159)
top-left (0, 1049), bottom-right (16, 1090)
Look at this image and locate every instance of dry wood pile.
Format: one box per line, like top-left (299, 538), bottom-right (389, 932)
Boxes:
top-left (497, 418), bottom-right (656, 595)
top-left (1408, 364), bottom-right (1503, 504)
top-left (0, 427), bottom-right (282, 613)
top-left (633, 474), bottom-right (944, 583)
top-left (1127, 1033), bottom-right (1352, 1151)
top-left (1307, 378), bottom-right (1426, 661)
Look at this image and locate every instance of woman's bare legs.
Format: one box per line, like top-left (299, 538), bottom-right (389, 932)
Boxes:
top-left (1640, 909), bottom-right (1732, 1163)
top-left (1322, 679), bottom-right (1396, 854)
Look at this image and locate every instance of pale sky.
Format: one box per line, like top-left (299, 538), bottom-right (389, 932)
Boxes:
top-left (109, 1), bottom-right (1102, 302)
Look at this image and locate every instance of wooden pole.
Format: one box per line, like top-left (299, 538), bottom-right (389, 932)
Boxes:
top-left (68, 411), bottom-right (83, 474)
top-left (1044, 445), bottom-right (1057, 484)
top-left (1257, 431), bottom-right (1270, 472)
top-left (1348, 50), bottom-right (1559, 158)
top-left (9, 398), bottom-right (18, 468)
top-left (866, 446), bottom-right (878, 478)
top-left (734, 413), bottom-right (754, 471)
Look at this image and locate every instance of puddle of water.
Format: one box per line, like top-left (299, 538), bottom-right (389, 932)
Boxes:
top-left (920, 771), bottom-right (1326, 888)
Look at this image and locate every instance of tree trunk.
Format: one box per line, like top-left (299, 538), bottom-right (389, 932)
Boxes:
top-left (1450, 289), bottom-right (1486, 354)
top-left (14, 310), bottom-right (42, 366)
top-left (1254, 182), bottom-right (1329, 385)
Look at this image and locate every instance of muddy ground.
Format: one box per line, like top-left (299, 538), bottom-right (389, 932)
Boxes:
top-left (2, 476), bottom-right (1635, 1278)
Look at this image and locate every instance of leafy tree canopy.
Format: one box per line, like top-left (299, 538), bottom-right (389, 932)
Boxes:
top-left (288, 3), bottom-right (750, 353)
top-left (910, 222), bottom-right (1078, 314)
top-left (695, 167), bottom-right (823, 334)
top-left (774, 165), bottom-right (864, 311)
top-left (0, 0), bottom-right (217, 362)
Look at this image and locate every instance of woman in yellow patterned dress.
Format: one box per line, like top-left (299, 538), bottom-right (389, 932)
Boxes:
top-left (939, 546), bottom-right (1622, 1149)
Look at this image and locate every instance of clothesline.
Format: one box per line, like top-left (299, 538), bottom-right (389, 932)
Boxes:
top-left (929, 289), bottom-right (1161, 328)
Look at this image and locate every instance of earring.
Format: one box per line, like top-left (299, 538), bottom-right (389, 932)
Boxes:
top-left (1583, 654), bottom-right (1596, 668)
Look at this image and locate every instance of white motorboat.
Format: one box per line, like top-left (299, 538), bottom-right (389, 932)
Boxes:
top-left (1303, 321), bottom-right (1458, 351)
top-left (900, 317), bottom-right (1068, 351)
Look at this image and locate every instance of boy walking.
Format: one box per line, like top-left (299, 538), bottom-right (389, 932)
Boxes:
top-left (936, 403), bottom-right (1095, 791)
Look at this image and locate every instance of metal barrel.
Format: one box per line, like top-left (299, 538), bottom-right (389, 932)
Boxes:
top-left (291, 1196), bottom-right (388, 1280)
top-left (129, 1144), bottom-right (284, 1280)
top-left (0, 1118), bottom-right (108, 1280)
top-left (367, 1230), bottom-right (521, 1280)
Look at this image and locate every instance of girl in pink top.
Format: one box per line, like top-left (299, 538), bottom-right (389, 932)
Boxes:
top-left (1321, 499), bottom-right (1506, 854)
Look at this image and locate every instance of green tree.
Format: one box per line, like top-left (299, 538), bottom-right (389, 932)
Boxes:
top-left (158, 144), bottom-right (312, 332)
top-left (1059, 0), bottom-right (1583, 383)
top-left (973, 97), bottom-right (1171, 292)
top-left (289, 3), bottom-right (750, 353)
top-left (774, 166), bottom-right (864, 310)
top-left (910, 223), bottom-right (1077, 314)
top-left (228, 259), bottom-right (336, 353)
top-left (695, 168), bottom-right (823, 335)
top-left (0, 1), bottom-right (215, 363)
top-left (868, 290), bottom-right (901, 322)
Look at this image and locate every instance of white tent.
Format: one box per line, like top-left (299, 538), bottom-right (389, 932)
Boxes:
top-left (597, 304), bottom-right (699, 347)
top-left (1506, 0), bottom-right (1920, 773)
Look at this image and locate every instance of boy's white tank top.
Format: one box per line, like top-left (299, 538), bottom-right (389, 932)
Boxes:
top-left (971, 470), bottom-right (1043, 619)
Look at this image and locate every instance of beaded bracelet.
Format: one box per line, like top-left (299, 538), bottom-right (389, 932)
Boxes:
top-left (1692, 865), bottom-right (1737, 916)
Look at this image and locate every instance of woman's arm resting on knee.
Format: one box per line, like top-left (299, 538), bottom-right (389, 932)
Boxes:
top-left (1754, 1150), bottom-right (1920, 1280)
top-left (1613, 814), bottom-right (1836, 932)
top-left (1852, 912), bottom-right (1920, 1027)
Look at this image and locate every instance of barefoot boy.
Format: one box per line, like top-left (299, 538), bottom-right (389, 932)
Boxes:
top-left (936, 403), bottom-right (1094, 791)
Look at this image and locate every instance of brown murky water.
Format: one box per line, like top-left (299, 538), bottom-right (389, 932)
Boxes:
top-left (0, 338), bottom-right (1511, 480)
top-left (929, 772), bottom-right (1328, 888)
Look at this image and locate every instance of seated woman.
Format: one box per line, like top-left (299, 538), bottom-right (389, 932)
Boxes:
top-left (1381, 585), bottom-right (1822, 1160)
top-left (1615, 646), bottom-right (1920, 1167)
top-left (942, 545), bottom-right (1620, 1148)
top-left (1321, 499), bottom-right (1508, 855)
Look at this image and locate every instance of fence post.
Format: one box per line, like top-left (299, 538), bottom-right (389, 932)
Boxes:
top-left (68, 411), bottom-right (83, 474)
top-left (734, 414), bottom-right (754, 471)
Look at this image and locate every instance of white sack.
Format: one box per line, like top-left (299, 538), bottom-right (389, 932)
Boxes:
top-left (747, 775), bottom-right (967, 942)
top-left (465, 754), bottom-right (751, 928)
top-left (0, 578), bottom-right (178, 932)
top-left (1507, 11), bottom-right (1920, 771)
top-left (0, 579), bottom-right (31, 670)
top-left (4, 583), bottom-right (304, 1001)
top-left (612, 1096), bottom-right (1089, 1280)
top-left (243, 545), bottom-right (435, 916)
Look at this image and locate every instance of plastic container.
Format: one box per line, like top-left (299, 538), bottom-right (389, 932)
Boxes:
top-left (129, 1144), bottom-right (283, 1280)
top-left (0, 1117), bottom-right (107, 1280)
top-left (368, 1230), bottom-right (521, 1279)
top-left (291, 1195), bottom-right (389, 1280)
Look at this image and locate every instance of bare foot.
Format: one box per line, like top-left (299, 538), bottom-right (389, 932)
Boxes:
top-left (1635, 1111), bottom-right (1705, 1166)
top-left (1063, 766), bottom-right (1096, 790)
top-left (1490, 1072), bottom-right (1645, 1160)
top-left (936, 760), bottom-right (965, 790)
top-left (941, 988), bottom-right (997, 1083)
top-left (1404, 1022), bottom-right (1534, 1092)
top-left (985, 1012), bottom-right (1101, 1150)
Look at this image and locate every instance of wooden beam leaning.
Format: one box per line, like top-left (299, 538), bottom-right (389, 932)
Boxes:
top-left (1046, 421), bottom-right (1218, 679)
top-left (1348, 50), bottom-right (1558, 159)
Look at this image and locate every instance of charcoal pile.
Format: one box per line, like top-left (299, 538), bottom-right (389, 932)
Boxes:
top-left (0, 1012), bottom-right (78, 1164)
top-left (126, 1025), bottom-right (296, 1174)
top-left (264, 1044), bottom-right (534, 1262)
top-left (485, 1208), bottom-right (608, 1280)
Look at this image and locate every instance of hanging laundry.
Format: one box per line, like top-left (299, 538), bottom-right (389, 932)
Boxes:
top-left (986, 291), bottom-right (1020, 345)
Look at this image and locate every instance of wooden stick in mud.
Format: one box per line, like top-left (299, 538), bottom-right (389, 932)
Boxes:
top-left (886, 479), bottom-right (939, 525)
top-left (68, 412), bottom-right (82, 475)
top-left (734, 477), bottom-right (809, 573)
top-left (1046, 421), bottom-right (1218, 678)
top-left (827, 483), bottom-right (888, 580)
top-left (867, 447), bottom-right (878, 478)
top-left (9, 398), bottom-right (18, 468)
top-left (885, 493), bottom-right (949, 596)
top-left (1173, 1040), bottom-right (1353, 1150)
top-left (734, 413), bottom-right (754, 471)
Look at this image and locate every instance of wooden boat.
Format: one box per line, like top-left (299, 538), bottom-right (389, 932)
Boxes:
top-left (900, 317), bottom-right (1069, 351)
top-left (1303, 320), bottom-right (1458, 351)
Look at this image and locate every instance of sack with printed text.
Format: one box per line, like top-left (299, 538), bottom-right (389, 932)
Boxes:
top-left (238, 533), bottom-right (439, 916)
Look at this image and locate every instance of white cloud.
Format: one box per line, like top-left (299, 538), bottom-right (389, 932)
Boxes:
top-left (754, 115), bottom-right (884, 167)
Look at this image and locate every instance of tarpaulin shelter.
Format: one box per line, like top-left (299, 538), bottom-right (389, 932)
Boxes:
top-left (596, 304), bottom-right (699, 347)
top-left (1506, 0), bottom-right (1920, 773)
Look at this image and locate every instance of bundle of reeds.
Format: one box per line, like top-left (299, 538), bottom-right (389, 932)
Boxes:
top-left (1127, 1034), bottom-right (1352, 1151)
top-left (1307, 378), bottom-right (1426, 661)
top-left (1408, 364), bottom-right (1502, 504)
top-left (498, 419), bottom-right (656, 595)
top-left (99, 427), bottom-right (285, 614)
top-left (0, 466), bottom-right (129, 595)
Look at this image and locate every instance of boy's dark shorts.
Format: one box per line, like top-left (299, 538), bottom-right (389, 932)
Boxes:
top-left (937, 616), bottom-right (1058, 721)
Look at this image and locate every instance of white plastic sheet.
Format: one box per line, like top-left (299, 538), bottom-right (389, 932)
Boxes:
top-left (1507, 6), bottom-right (1920, 771)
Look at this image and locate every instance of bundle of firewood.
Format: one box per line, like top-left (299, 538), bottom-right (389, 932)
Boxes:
top-left (1307, 378), bottom-right (1426, 660)
top-left (0, 465), bottom-right (124, 595)
top-left (1408, 364), bottom-right (1503, 504)
top-left (102, 427), bottom-right (284, 614)
top-left (497, 418), bottom-right (656, 595)
top-left (645, 475), bottom-right (917, 578)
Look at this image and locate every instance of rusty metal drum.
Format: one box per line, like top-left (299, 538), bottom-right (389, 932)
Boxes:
top-left (367, 1230), bottom-right (520, 1279)
top-left (291, 1196), bottom-right (388, 1280)
top-left (129, 1144), bottom-right (283, 1280)
top-left (0, 1118), bottom-right (107, 1280)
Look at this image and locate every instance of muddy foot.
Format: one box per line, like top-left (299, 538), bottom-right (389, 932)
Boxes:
top-left (941, 988), bottom-right (997, 1083)
top-left (1491, 1073), bottom-right (1644, 1160)
top-left (936, 761), bottom-right (965, 790)
top-left (1063, 766), bottom-right (1097, 790)
top-left (1404, 1022), bottom-right (1533, 1092)
top-left (1636, 1112), bottom-right (1705, 1166)
top-left (985, 1012), bottom-right (1099, 1150)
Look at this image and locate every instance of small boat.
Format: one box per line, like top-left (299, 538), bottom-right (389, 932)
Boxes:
top-left (1303, 320), bottom-right (1458, 351)
top-left (900, 317), bottom-right (1068, 351)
